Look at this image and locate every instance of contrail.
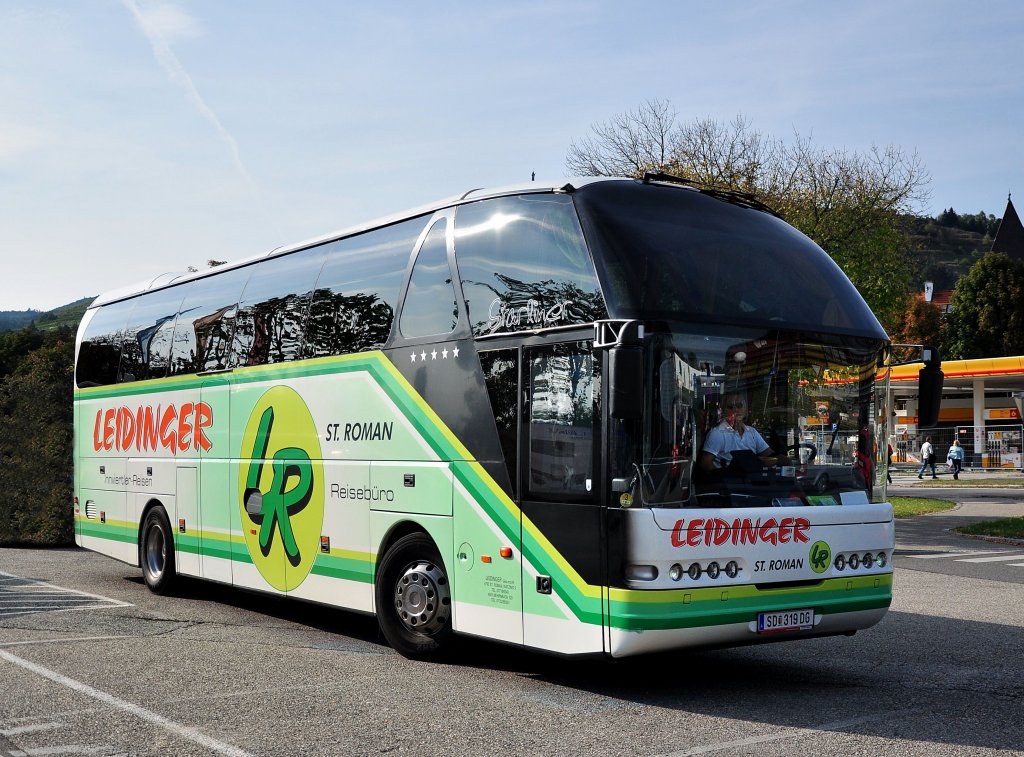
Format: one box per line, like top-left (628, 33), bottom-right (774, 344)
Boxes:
top-left (121, 0), bottom-right (283, 244)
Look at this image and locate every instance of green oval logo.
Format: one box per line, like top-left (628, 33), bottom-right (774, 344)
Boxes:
top-left (239, 386), bottom-right (324, 591)
top-left (809, 540), bottom-right (832, 574)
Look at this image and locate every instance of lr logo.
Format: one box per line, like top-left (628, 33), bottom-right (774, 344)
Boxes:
top-left (809, 541), bottom-right (832, 574)
top-left (239, 386), bottom-right (324, 592)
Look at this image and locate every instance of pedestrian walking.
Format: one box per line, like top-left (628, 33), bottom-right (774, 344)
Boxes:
top-left (887, 442), bottom-right (894, 484)
top-left (947, 439), bottom-right (964, 480)
top-left (918, 436), bottom-right (937, 479)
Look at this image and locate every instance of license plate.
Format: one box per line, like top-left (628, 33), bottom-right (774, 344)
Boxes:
top-left (757, 608), bottom-right (814, 633)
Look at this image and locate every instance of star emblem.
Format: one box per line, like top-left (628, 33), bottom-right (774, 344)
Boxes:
top-left (452, 346), bottom-right (460, 358)
top-left (420, 351), bottom-right (427, 361)
top-left (442, 347), bottom-right (449, 359)
top-left (410, 352), bottom-right (417, 363)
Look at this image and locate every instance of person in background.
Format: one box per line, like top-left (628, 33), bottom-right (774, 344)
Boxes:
top-left (947, 438), bottom-right (965, 480)
top-left (918, 436), bottom-right (937, 479)
top-left (887, 441), bottom-right (894, 484)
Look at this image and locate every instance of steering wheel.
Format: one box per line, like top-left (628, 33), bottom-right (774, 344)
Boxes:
top-left (785, 442), bottom-right (818, 463)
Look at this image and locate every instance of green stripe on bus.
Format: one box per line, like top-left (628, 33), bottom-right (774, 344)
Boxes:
top-left (77, 521), bottom-right (137, 544)
top-left (607, 578), bottom-right (892, 630)
top-left (311, 553), bottom-right (374, 583)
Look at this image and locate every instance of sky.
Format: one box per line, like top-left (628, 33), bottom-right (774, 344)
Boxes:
top-left (1, 1), bottom-right (1022, 311)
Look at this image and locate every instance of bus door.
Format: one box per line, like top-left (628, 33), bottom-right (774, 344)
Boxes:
top-left (199, 375), bottom-right (232, 584)
top-left (520, 342), bottom-right (605, 654)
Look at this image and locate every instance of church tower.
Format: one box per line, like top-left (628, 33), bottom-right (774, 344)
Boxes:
top-left (991, 194), bottom-right (1024, 261)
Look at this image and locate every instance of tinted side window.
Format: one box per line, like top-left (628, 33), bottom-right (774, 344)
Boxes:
top-left (526, 342), bottom-right (595, 502)
top-left (168, 268), bottom-right (251, 375)
top-left (400, 220), bottom-right (457, 338)
top-left (76, 303), bottom-right (132, 387)
top-left (304, 217), bottom-right (427, 357)
top-left (119, 288), bottom-right (185, 382)
top-left (480, 349), bottom-right (519, 498)
top-left (231, 246), bottom-right (325, 366)
top-left (453, 194), bottom-right (606, 336)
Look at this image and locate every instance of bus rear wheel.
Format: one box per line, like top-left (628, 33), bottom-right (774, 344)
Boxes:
top-left (375, 533), bottom-right (453, 659)
top-left (140, 507), bottom-right (177, 595)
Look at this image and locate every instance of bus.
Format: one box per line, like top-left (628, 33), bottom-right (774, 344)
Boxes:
top-left (73, 174), bottom-right (942, 658)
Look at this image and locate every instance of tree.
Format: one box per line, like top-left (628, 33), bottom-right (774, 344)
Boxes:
top-left (0, 334), bottom-right (75, 545)
top-left (566, 99), bottom-right (931, 331)
top-left (891, 296), bottom-right (943, 350)
top-left (942, 252), bottom-right (1024, 359)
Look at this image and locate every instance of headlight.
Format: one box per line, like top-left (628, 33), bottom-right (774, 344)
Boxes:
top-left (725, 560), bottom-right (739, 578)
top-left (848, 553), bottom-right (860, 569)
top-left (669, 564), bottom-right (683, 581)
top-left (706, 561), bottom-right (721, 579)
top-left (687, 563), bottom-right (702, 580)
top-left (862, 552), bottom-right (874, 568)
top-left (877, 552), bottom-right (888, 568)
top-left (834, 554), bottom-right (846, 571)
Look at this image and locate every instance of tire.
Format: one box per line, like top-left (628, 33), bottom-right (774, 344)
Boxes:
top-left (375, 532), bottom-right (453, 659)
top-left (139, 507), bottom-right (177, 595)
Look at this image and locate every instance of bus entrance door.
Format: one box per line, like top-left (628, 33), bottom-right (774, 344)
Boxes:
top-left (520, 343), bottom-right (605, 655)
top-left (199, 377), bottom-right (232, 584)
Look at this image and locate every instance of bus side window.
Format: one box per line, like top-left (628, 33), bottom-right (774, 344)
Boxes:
top-left (452, 194), bottom-right (605, 337)
top-left (76, 302), bottom-right (132, 388)
top-left (231, 246), bottom-right (325, 367)
top-left (479, 349), bottom-right (519, 498)
top-left (168, 267), bottom-right (251, 375)
top-left (399, 219), bottom-right (458, 338)
top-left (118, 287), bottom-right (184, 383)
top-left (304, 217), bottom-right (427, 357)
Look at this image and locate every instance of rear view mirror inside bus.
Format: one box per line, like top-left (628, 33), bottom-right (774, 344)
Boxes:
top-left (609, 347), bottom-right (642, 419)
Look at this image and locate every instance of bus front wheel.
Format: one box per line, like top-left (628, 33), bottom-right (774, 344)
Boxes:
top-left (375, 533), bottom-right (453, 659)
top-left (140, 507), bottom-right (177, 595)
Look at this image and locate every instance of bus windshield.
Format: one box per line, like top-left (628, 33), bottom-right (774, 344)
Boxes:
top-left (574, 180), bottom-right (887, 340)
top-left (635, 326), bottom-right (884, 508)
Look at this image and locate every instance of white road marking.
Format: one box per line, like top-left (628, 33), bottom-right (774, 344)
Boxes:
top-left (908, 550), bottom-right (1007, 559)
top-left (0, 722), bottom-right (62, 736)
top-left (0, 572), bottom-right (132, 618)
top-left (0, 636), bottom-right (134, 648)
top-left (0, 650), bottom-right (251, 757)
top-left (10, 746), bottom-right (118, 755)
top-left (658, 712), bottom-right (900, 756)
top-left (956, 554), bottom-right (1024, 563)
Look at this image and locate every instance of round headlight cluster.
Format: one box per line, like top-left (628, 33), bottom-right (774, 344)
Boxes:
top-left (670, 560), bottom-right (739, 581)
top-left (833, 551), bottom-right (889, 572)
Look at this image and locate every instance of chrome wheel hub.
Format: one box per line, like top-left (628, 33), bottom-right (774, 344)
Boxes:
top-left (394, 559), bottom-right (450, 635)
top-left (144, 524), bottom-right (166, 581)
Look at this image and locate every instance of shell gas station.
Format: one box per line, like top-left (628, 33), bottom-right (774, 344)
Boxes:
top-left (887, 355), bottom-right (1024, 470)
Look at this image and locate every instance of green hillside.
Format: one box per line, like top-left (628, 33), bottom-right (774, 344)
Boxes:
top-left (0, 296), bottom-right (94, 334)
top-left (904, 216), bottom-right (993, 291)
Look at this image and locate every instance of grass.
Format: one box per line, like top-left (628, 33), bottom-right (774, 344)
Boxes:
top-left (909, 478), bottom-right (1024, 488)
top-left (956, 517), bottom-right (1024, 540)
top-left (889, 496), bottom-right (957, 518)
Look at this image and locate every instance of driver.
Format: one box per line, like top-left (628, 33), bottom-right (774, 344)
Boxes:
top-left (700, 393), bottom-right (787, 472)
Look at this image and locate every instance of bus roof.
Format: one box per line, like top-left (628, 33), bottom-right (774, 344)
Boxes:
top-left (88, 177), bottom-right (621, 309)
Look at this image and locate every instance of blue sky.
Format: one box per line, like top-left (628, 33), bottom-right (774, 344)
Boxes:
top-left (1, 1), bottom-right (1021, 311)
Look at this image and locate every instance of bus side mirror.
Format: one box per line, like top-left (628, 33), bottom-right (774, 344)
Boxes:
top-left (609, 347), bottom-right (642, 419)
top-left (917, 347), bottom-right (943, 428)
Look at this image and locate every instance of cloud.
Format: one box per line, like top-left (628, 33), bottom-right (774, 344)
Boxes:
top-left (129, 0), bottom-right (202, 42)
top-left (0, 122), bottom-right (49, 161)
top-left (120, 0), bottom-right (268, 196)
top-left (119, 0), bottom-right (281, 241)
